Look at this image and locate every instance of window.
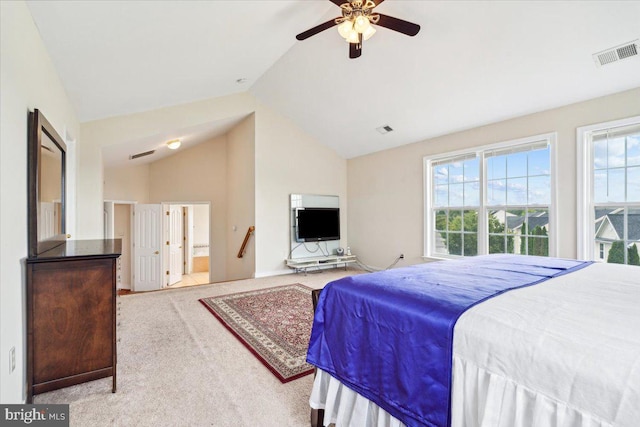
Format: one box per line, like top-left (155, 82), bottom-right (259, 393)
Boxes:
top-left (432, 154), bottom-right (479, 256)
top-left (425, 134), bottom-right (556, 258)
top-left (578, 117), bottom-right (640, 266)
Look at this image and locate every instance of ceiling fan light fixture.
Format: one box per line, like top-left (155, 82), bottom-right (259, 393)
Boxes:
top-left (338, 20), bottom-right (354, 39)
top-left (296, 0), bottom-right (420, 59)
top-left (362, 25), bottom-right (376, 41)
top-left (166, 139), bottom-right (181, 150)
top-left (354, 15), bottom-right (370, 33)
top-left (345, 29), bottom-right (360, 44)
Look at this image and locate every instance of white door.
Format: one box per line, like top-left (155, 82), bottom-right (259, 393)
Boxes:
top-left (133, 204), bottom-right (162, 291)
top-left (168, 205), bottom-right (184, 285)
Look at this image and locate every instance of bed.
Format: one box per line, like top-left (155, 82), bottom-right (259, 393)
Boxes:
top-left (306, 254), bottom-right (640, 427)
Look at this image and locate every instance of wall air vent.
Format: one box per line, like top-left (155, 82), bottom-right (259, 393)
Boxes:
top-left (593, 40), bottom-right (638, 67)
top-left (129, 150), bottom-right (155, 160)
top-left (376, 125), bottom-right (394, 135)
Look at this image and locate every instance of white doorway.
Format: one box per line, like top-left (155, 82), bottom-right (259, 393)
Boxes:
top-left (164, 202), bottom-right (211, 289)
top-left (104, 200), bottom-right (137, 290)
top-left (105, 200), bottom-right (210, 291)
top-left (114, 203), bottom-right (132, 289)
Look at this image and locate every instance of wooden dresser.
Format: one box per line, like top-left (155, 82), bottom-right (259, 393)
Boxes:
top-left (26, 239), bottom-right (122, 402)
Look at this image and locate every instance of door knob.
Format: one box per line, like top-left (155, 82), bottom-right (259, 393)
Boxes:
top-left (154, 251), bottom-right (159, 255)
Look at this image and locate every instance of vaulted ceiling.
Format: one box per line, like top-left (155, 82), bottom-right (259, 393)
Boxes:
top-left (27, 1), bottom-right (640, 164)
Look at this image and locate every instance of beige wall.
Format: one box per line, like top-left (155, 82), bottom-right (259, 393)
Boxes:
top-left (348, 88), bottom-right (640, 268)
top-left (254, 102), bottom-right (348, 276)
top-left (0, 0), bottom-right (81, 403)
top-left (79, 92), bottom-right (256, 240)
top-left (105, 116), bottom-right (257, 282)
top-left (94, 97), bottom-right (346, 279)
top-left (149, 136), bottom-right (229, 282)
top-left (104, 164), bottom-right (150, 202)
top-left (226, 114), bottom-right (256, 280)
top-left (104, 136), bottom-right (235, 282)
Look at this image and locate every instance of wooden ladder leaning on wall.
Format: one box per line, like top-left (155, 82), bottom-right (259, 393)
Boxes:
top-left (237, 226), bottom-right (255, 258)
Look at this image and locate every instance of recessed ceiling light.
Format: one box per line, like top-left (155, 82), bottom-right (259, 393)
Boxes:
top-left (166, 139), bottom-right (181, 150)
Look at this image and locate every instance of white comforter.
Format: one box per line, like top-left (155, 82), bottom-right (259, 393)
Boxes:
top-left (311, 262), bottom-right (640, 427)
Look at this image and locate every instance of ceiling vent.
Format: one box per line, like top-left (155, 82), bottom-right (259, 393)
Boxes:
top-left (593, 40), bottom-right (638, 67)
top-left (129, 150), bottom-right (155, 160)
top-left (376, 125), bottom-right (394, 135)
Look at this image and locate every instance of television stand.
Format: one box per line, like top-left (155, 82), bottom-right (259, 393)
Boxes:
top-left (286, 255), bottom-right (356, 274)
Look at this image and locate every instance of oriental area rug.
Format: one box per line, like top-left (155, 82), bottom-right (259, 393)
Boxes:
top-left (199, 284), bottom-right (316, 383)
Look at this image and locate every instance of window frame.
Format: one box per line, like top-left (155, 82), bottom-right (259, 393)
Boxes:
top-left (576, 115), bottom-right (640, 261)
top-left (424, 132), bottom-right (557, 259)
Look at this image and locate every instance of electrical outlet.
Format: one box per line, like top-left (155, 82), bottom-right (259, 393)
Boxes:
top-left (9, 347), bottom-right (15, 373)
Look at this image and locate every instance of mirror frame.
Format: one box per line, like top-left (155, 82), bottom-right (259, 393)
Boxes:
top-left (28, 109), bottom-right (67, 257)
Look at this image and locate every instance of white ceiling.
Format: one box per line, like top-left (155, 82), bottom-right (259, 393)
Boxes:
top-left (27, 1), bottom-right (640, 164)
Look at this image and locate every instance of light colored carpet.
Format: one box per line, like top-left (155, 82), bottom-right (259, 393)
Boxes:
top-left (34, 267), bottom-right (360, 427)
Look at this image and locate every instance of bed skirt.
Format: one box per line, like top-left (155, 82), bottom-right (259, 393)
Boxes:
top-left (310, 361), bottom-right (612, 427)
top-left (450, 357), bottom-right (612, 427)
top-left (310, 368), bottom-right (406, 427)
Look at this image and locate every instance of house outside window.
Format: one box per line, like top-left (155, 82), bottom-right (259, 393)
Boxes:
top-left (578, 117), bottom-right (640, 266)
top-left (425, 133), bottom-right (556, 258)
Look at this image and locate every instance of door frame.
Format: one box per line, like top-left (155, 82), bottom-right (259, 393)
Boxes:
top-left (162, 201), bottom-right (211, 286)
top-left (104, 200), bottom-right (136, 289)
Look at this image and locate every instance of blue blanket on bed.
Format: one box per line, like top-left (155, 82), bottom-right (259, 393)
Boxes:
top-left (306, 254), bottom-right (593, 427)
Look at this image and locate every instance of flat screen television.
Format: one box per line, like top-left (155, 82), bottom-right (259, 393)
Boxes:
top-left (295, 207), bottom-right (340, 242)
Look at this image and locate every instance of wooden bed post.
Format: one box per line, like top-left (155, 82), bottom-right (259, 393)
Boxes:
top-left (310, 408), bottom-right (325, 427)
top-left (310, 289), bottom-right (325, 427)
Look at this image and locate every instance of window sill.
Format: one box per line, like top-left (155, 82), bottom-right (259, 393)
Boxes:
top-left (421, 255), bottom-right (459, 262)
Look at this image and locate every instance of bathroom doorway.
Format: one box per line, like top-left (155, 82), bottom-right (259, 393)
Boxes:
top-left (104, 200), bottom-right (211, 291)
top-left (165, 202), bottom-right (211, 289)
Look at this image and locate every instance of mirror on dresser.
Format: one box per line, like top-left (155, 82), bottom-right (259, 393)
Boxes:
top-left (28, 109), bottom-right (67, 257)
top-left (26, 109), bottom-right (121, 402)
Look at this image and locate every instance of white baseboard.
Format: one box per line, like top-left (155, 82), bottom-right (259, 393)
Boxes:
top-left (254, 269), bottom-right (293, 279)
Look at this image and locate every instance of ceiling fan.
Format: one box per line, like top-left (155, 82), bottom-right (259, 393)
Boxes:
top-left (296, 0), bottom-right (420, 59)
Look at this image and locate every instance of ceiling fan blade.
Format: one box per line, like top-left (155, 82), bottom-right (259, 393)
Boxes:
top-left (296, 19), bottom-right (339, 41)
top-left (329, 0), bottom-right (345, 6)
top-left (372, 0), bottom-right (385, 5)
top-left (349, 34), bottom-right (362, 59)
top-left (374, 13), bottom-right (420, 36)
